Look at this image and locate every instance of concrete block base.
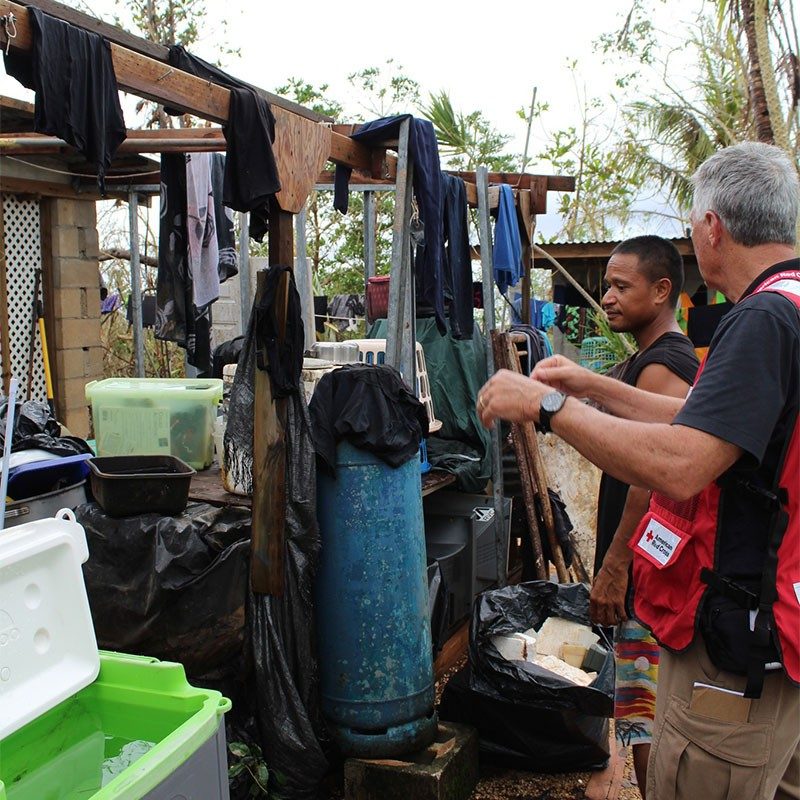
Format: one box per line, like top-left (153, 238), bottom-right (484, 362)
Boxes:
top-left (344, 722), bottom-right (478, 800)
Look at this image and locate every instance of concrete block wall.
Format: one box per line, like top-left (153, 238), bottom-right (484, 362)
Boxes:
top-left (48, 198), bottom-right (102, 439)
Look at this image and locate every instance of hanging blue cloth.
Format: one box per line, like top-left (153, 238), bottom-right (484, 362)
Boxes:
top-left (492, 185), bottom-right (523, 294)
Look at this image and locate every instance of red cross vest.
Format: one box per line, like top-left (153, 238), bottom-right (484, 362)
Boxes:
top-left (631, 269), bottom-right (800, 696)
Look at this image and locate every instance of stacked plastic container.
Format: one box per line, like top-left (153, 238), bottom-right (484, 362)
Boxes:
top-left (0, 511), bottom-right (231, 799)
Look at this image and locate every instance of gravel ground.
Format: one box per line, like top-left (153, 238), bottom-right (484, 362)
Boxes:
top-left (328, 657), bottom-right (646, 800)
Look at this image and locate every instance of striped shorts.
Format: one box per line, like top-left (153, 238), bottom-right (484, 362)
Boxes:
top-left (614, 619), bottom-right (659, 747)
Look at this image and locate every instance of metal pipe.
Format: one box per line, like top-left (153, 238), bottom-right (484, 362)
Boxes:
top-left (294, 206), bottom-right (316, 351)
top-left (128, 191), bottom-right (145, 378)
top-left (238, 212), bottom-right (251, 336)
top-left (477, 166), bottom-right (507, 588)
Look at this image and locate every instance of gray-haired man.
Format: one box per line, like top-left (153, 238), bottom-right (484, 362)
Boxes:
top-left (477, 142), bottom-right (800, 800)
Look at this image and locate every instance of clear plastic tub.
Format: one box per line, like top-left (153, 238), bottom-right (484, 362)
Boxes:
top-left (85, 379), bottom-right (223, 471)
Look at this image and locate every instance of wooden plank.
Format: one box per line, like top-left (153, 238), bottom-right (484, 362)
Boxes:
top-left (272, 107), bottom-right (331, 213)
top-left (188, 465), bottom-right (251, 508)
top-left (421, 470), bottom-right (456, 497)
top-left (12, 0), bottom-right (331, 122)
top-left (0, 173), bottom-right (112, 200)
top-left (584, 736), bottom-right (626, 800)
top-left (449, 170), bottom-right (575, 194)
top-left (434, 619), bottom-right (469, 681)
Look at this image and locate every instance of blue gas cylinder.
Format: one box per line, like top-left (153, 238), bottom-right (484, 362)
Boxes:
top-left (315, 441), bottom-right (437, 758)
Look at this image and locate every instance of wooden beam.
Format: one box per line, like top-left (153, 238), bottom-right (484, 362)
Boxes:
top-left (0, 173), bottom-right (116, 200)
top-left (449, 170), bottom-right (575, 193)
top-left (12, 0), bottom-right (331, 123)
top-left (0, 2), bottom-right (388, 175)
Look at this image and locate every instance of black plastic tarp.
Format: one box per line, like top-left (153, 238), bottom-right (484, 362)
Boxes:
top-left (79, 501), bottom-right (251, 676)
top-left (223, 288), bottom-right (329, 798)
top-left (0, 397), bottom-right (92, 457)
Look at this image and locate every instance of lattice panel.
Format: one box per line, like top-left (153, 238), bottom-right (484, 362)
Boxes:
top-left (1, 194), bottom-right (46, 403)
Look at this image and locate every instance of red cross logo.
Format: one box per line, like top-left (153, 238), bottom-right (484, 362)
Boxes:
top-left (646, 531), bottom-right (654, 542)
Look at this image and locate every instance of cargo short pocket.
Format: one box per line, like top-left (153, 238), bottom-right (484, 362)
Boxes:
top-left (649, 696), bottom-right (771, 800)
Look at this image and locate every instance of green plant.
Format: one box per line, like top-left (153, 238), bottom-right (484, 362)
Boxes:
top-left (228, 741), bottom-right (283, 798)
top-left (588, 310), bottom-right (637, 373)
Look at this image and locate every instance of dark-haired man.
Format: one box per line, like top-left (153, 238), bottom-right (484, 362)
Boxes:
top-left (591, 236), bottom-right (698, 798)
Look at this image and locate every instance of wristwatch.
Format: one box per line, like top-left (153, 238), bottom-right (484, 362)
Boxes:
top-left (539, 391), bottom-right (567, 434)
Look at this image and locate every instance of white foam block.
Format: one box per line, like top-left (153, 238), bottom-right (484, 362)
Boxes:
top-left (491, 633), bottom-right (527, 661)
top-left (535, 617), bottom-right (599, 657)
top-left (532, 654), bottom-right (597, 687)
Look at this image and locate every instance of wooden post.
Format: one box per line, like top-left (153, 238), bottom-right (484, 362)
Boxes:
top-left (250, 207), bottom-right (293, 595)
top-left (128, 191), bottom-right (145, 378)
top-left (476, 166), bottom-right (507, 588)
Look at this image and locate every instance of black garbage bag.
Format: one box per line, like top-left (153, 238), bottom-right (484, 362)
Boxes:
top-left (469, 582), bottom-right (614, 718)
top-left (224, 284), bottom-right (328, 798)
top-left (427, 559), bottom-right (450, 656)
top-left (0, 397), bottom-right (91, 456)
top-left (79, 502), bottom-right (251, 676)
top-left (248, 391), bottom-right (329, 799)
top-left (440, 664), bottom-right (610, 772)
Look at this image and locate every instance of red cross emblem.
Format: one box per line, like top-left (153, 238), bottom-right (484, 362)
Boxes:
top-left (646, 531), bottom-right (654, 542)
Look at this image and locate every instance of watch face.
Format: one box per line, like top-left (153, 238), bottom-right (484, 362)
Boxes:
top-left (541, 392), bottom-right (566, 413)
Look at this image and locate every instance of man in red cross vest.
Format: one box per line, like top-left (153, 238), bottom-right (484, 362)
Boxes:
top-left (477, 141), bottom-right (799, 800)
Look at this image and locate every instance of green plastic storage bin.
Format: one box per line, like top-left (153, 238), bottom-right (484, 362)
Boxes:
top-left (0, 651), bottom-right (232, 800)
top-left (85, 379), bottom-right (224, 470)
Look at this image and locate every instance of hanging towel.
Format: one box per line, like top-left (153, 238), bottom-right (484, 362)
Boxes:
top-left (211, 153), bottom-right (238, 281)
top-left (493, 184), bottom-right (523, 294)
top-left (186, 153), bottom-right (220, 308)
top-left (165, 47), bottom-right (280, 242)
top-left (333, 115), bottom-right (446, 334)
top-left (3, 7), bottom-right (127, 192)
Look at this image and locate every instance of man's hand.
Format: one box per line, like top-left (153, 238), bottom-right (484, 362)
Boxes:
top-left (532, 356), bottom-right (597, 398)
top-left (477, 370), bottom-right (550, 429)
top-left (589, 560), bottom-right (630, 627)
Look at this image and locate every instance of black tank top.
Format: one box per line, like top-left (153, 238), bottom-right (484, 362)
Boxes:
top-left (593, 332), bottom-right (699, 575)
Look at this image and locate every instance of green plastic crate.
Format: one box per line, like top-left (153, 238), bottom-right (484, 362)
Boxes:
top-left (0, 651), bottom-right (231, 800)
top-left (85, 379), bottom-right (224, 470)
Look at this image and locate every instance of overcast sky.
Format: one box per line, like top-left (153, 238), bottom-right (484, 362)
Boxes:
top-left (1, 0), bottom-right (701, 236)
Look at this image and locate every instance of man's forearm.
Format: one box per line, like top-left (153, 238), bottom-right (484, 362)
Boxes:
top-left (603, 485), bottom-right (651, 569)
top-left (586, 372), bottom-right (685, 423)
top-left (551, 398), bottom-right (697, 498)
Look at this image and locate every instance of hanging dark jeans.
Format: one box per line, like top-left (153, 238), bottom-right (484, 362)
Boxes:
top-left (442, 174), bottom-right (473, 339)
top-left (333, 115), bottom-right (446, 334)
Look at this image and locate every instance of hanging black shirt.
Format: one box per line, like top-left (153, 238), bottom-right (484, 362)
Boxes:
top-left (4, 7), bottom-right (126, 191)
top-left (165, 46), bottom-right (281, 242)
top-left (594, 332), bottom-right (699, 574)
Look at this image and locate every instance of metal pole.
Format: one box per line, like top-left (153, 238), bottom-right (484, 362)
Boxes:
top-left (128, 190), bottom-right (145, 378)
top-left (364, 190), bottom-right (377, 282)
top-left (238, 212), bottom-right (251, 335)
top-left (294, 206), bottom-right (316, 352)
top-left (477, 166), bottom-right (507, 588)
top-left (386, 119), bottom-right (416, 389)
